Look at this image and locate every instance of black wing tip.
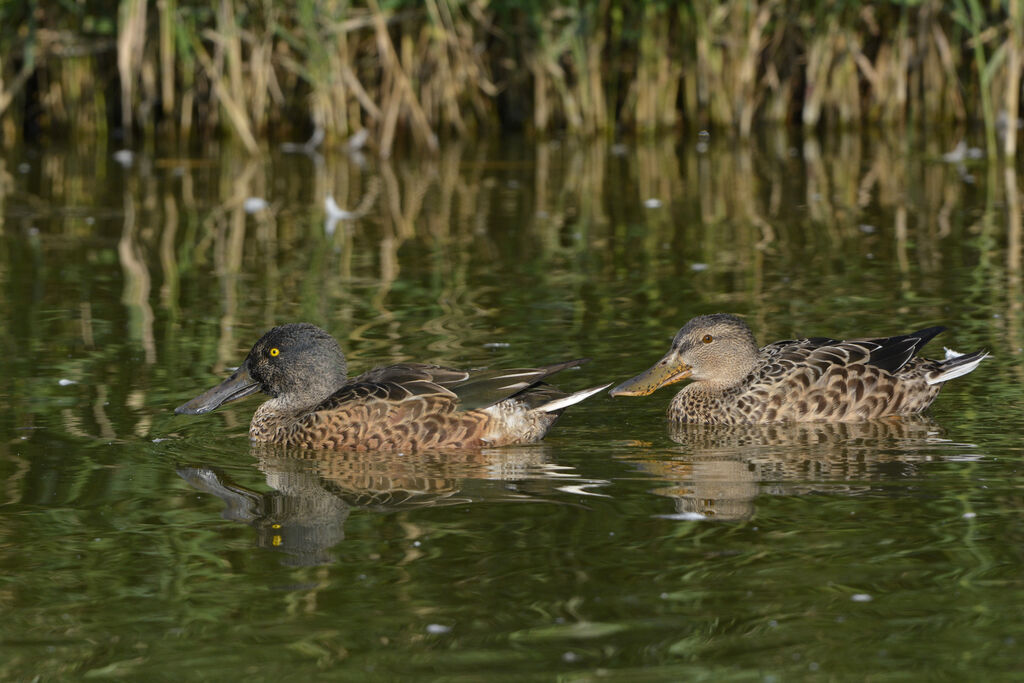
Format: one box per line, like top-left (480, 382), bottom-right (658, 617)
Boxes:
top-left (865, 325), bottom-right (954, 374)
top-left (911, 325), bottom-right (946, 344)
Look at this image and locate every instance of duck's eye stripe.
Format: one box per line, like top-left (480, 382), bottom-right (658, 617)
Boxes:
top-left (270, 347), bottom-right (280, 357)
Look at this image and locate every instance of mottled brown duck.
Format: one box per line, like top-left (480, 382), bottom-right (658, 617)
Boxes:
top-left (176, 323), bottom-right (609, 450)
top-left (609, 314), bottom-right (988, 424)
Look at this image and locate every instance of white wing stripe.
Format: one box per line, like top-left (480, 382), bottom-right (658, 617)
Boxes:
top-left (537, 384), bottom-right (612, 413)
top-left (926, 353), bottom-right (989, 385)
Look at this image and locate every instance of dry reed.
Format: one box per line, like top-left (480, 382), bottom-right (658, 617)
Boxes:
top-left (0, 1), bottom-right (1020, 153)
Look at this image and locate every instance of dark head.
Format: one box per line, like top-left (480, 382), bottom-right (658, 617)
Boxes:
top-left (609, 314), bottom-right (760, 396)
top-left (175, 323), bottom-right (349, 415)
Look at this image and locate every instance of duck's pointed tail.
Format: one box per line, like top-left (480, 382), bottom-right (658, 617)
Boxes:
top-left (537, 383), bottom-right (612, 413)
top-left (925, 348), bottom-right (989, 385)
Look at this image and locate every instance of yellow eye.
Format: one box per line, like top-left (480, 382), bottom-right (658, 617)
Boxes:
top-left (702, 334), bottom-right (713, 344)
top-left (269, 347), bottom-right (280, 357)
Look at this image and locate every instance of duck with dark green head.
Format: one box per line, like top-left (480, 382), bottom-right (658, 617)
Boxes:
top-left (176, 323), bottom-right (609, 451)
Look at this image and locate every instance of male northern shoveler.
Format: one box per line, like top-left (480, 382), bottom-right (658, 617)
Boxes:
top-left (609, 313), bottom-right (988, 424)
top-left (175, 323), bottom-right (609, 450)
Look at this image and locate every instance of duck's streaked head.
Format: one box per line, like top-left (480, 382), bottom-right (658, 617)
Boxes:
top-left (609, 314), bottom-right (759, 396)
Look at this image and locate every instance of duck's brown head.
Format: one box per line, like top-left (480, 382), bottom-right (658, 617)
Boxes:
top-left (609, 314), bottom-right (760, 397)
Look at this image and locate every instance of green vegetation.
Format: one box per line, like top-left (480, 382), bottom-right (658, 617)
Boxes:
top-left (1, 1), bottom-right (1021, 155)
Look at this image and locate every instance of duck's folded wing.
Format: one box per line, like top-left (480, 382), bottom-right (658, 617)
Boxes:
top-left (761, 337), bottom-right (873, 385)
top-left (328, 360), bottom-right (588, 412)
top-left (444, 359), bottom-right (588, 411)
top-left (328, 364), bottom-right (466, 405)
top-left (762, 326), bottom-right (946, 379)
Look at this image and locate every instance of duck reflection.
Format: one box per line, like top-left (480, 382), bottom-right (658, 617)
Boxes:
top-left (178, 445), bottom-right (604, 566)
top-left (624, 417), bottom-right (969, 521)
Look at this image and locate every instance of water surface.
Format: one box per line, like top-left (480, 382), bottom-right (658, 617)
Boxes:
top-left (1, 132), bottom-right (1021, 679)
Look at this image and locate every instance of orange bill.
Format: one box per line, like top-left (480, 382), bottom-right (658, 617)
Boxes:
top-left (609, 354), bottom-right (693, 397)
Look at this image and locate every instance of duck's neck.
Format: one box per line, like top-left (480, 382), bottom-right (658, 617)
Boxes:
top-left (250, 391), bottom-right (329, 442)
top-left (275, 364), bottom-right (348, 412)
top-left (257, 394), bottom-right (308, 417)
top-left (250, 369), bottom-right (347, 436)
top-left (250, 399), bottom-right (295, 442)
top-left (696, 365), bottom-right (758, 393)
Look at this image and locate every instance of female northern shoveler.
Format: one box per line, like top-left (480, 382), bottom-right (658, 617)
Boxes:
top-left (609, 313), bottom-right (988, 424)
top-left (176, 323), bottom-right (609, 450)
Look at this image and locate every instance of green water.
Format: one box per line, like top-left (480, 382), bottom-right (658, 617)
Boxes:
top-left (1, 133), bottom-right (1022, 680)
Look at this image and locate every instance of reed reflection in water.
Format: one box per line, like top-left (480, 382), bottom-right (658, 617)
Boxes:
top-left (8, 135), bottom-right (1022, 398)
top-left (0, 131), bottom-right (1019, 480)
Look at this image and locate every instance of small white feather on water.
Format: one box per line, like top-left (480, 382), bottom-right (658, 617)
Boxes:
top-left (325, 196), bottom-right (357, 220)
top-left (324, 196), bottom-right (359, 236)
top-left (345, 128), bottom-right (369, 151)
top-left (243, 197), bottom-right (268, 214)
top-left (942, 140), bottom-right (983, 163)
top-left (112, 150), bottom-right (134, 167)
top-left (943, 347), bottom-right (965, 360)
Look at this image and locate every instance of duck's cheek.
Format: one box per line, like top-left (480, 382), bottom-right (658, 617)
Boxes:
top-left (685, 363), bottom-right (707, 381)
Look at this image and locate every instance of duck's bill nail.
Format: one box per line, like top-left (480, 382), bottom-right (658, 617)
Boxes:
top-left (175, 366), bottom-right (261, 415)
top-left (609, 360), bottom-right (692, 397)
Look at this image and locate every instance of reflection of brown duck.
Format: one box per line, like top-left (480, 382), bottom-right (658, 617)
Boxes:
top-left (176, 323), bottom-right (609, 450)
top-left (611, 314), bottom-right (987, 423)
top-left (624, 417), bottom-right (959, 521)
top-left (253, 444), bottom-right (562, 508)
top-left (179, 444), bottom-right (604, 565)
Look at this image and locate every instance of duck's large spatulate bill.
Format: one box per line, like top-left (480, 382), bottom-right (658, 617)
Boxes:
top-left (609, 355), bottom-right (693, 397)
top-left (175, 366), bottom-right (261, 414)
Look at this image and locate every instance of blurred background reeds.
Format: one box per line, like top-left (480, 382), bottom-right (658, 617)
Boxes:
top-left (1, 0), bottom-right (1021, 156)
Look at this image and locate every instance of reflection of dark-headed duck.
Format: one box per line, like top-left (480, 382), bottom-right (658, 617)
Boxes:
top-left (177, 323), bottom-right (609, 450)
top-left (611, 314), bottom-right (987, 424)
